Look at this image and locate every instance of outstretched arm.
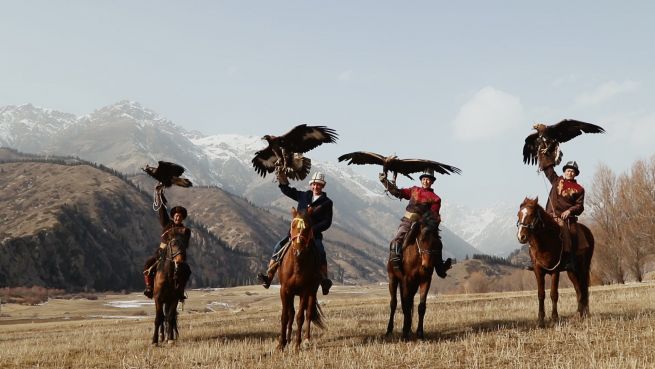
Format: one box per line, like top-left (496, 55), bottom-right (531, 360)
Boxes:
top-left (539, 151), bottom-right (559, 184)
top-left (379, 173), bottom-right (409, 199)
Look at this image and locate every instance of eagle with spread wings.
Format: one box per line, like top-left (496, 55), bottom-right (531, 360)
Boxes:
top-left (252, 124), bottom-right (338, 180)
top-left (522, 119), bottom-right (605, 166)
top-left (337, 151), bottom-right (461, 182)
top-left (142, 161), bottom-right (193, 188)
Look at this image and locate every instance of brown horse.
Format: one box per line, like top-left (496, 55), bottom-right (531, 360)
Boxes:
top-left (516, 197), bottom-right (595, 327)
top-left (151, 242), bottom-right (183, 345)
top-left (276, 207), bottom-right (325, 350)
top-left (386, 213), bottom-right (441, 340)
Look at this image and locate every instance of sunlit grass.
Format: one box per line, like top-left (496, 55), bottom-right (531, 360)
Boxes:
top-left (1, 283), bottom-right (654, 368)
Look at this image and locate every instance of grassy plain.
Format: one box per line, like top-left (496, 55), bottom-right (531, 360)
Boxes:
top-left (1, 282), bottom-right (654, 369)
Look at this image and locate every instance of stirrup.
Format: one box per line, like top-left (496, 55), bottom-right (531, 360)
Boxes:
top-left (143, 288), bottom-right (153, 299)
top-left (257, 273), bottom-right (271, 289)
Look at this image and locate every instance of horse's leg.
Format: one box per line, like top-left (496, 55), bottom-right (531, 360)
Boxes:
top-left (386, 275), bottom-right (398, 336)
top-left (304, 293), bottom-right (315, 344)
top-left (567, 271), bottom-right (583, 319)
top-left (152, 299), bottom-right (163, 345)
top-left (278, 289), bottom-right (292, 351)
top-left (401, 280), bottom-right (418, 340)
top-left (415, 278), bottom-right (432, 340)
top-left (295, 295), bottom-right (307, 349)
top-left (167, 301), bottom-right (179, 343)
top-left (286, 300), bottom-right (295, 345)
top-left (550, 272), bottom-right (560, 322)
top-left (535, 269), bottom-right (546, 328)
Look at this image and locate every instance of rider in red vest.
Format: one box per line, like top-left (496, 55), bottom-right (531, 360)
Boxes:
top-left (379, 168), bottom-right (452, 278)
top-left (539, 153), bottom-right (585, 272)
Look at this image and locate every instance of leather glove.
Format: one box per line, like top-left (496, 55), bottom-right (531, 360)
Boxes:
top-left (378, 172), bottom-right (387, 183)
top-left (538, 149), bottom-right (556, 170)
top-left (276, 169), bottom-right (289, 185)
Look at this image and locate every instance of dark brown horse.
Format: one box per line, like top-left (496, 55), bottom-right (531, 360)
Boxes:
top-left (151, 242), bottom-right (183, 345)
top-left (276, 207), bottom-right (325, 350)
top-left (386, 213), bottom-right (441, 340)
top-left (516, 197), bottom-right (595, 327)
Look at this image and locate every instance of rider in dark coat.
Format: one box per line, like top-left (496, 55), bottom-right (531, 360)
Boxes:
top-left (539, 153), bottom-right (585, 272)
top-left (257, 171), bottom-right (334, 295)
top-left (143, 185), bottom-right (191, 301)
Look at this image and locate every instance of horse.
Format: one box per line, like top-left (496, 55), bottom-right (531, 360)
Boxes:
top-left (151, 241), bottom-right (184, 345)
top-left (386, 213), bottom-right (441, 340)
top-left (276, 207), bottom-right (325, 350)
top-left (516, 197), bottom-right (595, 327)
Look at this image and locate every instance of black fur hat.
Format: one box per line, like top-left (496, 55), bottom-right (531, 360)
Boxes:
top-left (170, 206), bottom-right (187, 219)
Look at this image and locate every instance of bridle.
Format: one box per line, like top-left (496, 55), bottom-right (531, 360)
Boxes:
top-left (516, 205), bottom-right (542, 231)
top-left (290, 216), bottom-right (313, 256)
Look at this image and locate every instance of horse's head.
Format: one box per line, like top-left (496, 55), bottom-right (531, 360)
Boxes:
top-left (290, 207), bottom-right (314, 255)
top-left (416, 212), bottom-right (441, 271)
top-left (517, 197), bottom-right (541, 244)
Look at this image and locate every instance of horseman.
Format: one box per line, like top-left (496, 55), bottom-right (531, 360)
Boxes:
top-left (379, 168), bottom-right (451, 277)
top-left (257, 171), bottom-right (334, 295)
top-left (539, 152), bottom-right (585, 272)
top-left (143, 184), bottom-right (192, 301)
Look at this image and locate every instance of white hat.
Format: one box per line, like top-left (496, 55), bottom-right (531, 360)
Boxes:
top-left (308, 172), bottom-right (326, 185)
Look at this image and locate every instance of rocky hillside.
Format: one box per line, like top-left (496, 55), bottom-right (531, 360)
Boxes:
top-left (0, 151), bottom-right (256, 290)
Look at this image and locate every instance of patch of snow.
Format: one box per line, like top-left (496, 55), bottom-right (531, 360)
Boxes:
top-left (104, 300), bottom-right (154, 308)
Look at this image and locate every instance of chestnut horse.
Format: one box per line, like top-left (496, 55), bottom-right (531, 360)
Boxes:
top-left (386, 213), bottom-right (441, 340)
top-left (276, 207), bottom-right (325, 350)
top-left (516, 197), bottom-right (594, 327)
top-left (151, 242), bottom-right (183, 345)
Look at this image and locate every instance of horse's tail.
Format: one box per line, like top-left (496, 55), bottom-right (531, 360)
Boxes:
top-left (311, 299), bottom-right (326, 330)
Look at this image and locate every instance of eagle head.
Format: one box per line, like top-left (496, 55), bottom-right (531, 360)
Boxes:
top-left (262, 135), bottom-right (274, 143)
top-left (532, 124), bottom-right (547, 135)
top-left (142, 164), bottom-right (155, 175)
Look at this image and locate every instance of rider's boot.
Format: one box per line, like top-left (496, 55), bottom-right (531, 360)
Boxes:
top-left (257, 259), bottom-right (278, 289)
top-left (319, 262), bottom-right (332, 295)
top-left (174, 262), bottom-right (191, 302)
top-left (389, 241), bottom-right (403, 272)
top-left (434, 247), bottom-right (452, 279)
top-left (558, 222), bottom-right (577, 273)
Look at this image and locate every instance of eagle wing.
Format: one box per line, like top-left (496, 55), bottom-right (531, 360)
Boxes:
top-left (522, 132), bottom-right (540, 165)
top-left (157, 161), bottom-right (186, 178)
top-left (280, 124), bottom-right (338, 153)
top-left (391, 159), bottom-right (462, 176)
top-left (337, 151), bottom-right (387, 166)
top-left (251, 146), bottom-right (277, 177)
top-left (547, 119), bottom-right (606, 143)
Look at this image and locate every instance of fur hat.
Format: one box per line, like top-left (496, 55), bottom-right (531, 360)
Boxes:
top-left (419, 168), bottom-right (436, 182)
top-left (308, 172), bottom-right (326, 186)
top-left (170, 206), bottom-right (187, 219)
top-left (562, 161), bottom-right (580, 176)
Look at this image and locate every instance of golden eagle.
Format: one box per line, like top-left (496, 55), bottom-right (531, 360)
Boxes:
top-left (337, 151), bottom-right (461, 182)
top-left (522, 119), bottom-right (605, 166)
top-left (252, 124), bottom-right (338, 180)
top-left (142, 161), bottom-right (193, 188)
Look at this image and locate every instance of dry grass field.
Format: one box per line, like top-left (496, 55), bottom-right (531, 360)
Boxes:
top-left (1, 282), bottom-right (654, 369)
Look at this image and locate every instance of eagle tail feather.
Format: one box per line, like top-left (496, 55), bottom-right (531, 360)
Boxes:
top-left (172, 177), bottom-right (193, 188)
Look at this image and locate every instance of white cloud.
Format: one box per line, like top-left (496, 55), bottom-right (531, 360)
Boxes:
top-left (575, 80), bottom-right (639, 106)
top-left (337, 70), bottom-right (352, 82)
top-left (605, 111), bottom-right (655, 148)
top-left (452, 87), bottom-right (524, 141)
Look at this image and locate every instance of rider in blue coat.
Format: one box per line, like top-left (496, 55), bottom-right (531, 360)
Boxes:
top-left (257, 171), bottom-right (334, 295)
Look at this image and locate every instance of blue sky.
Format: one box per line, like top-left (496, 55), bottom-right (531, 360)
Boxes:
top-left (2, 1), bottom-right (654, 208)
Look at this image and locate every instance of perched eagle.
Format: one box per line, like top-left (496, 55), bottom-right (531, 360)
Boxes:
top-left (522, 119), bottom-right (605, 166)
top-left (252, 124), bottom-right (338, 180)
top-left (337, 151), bottom-right (461, 182)
top-left (142, 161), bottom-right (193, 188)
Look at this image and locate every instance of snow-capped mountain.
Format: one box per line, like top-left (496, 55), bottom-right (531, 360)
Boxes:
top-left (0, 101), bottom-right (481, 260)
top-left (441, 202), bottom-right (521, 256)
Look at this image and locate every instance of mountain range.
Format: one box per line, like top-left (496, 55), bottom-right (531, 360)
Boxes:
top-left (0, 101), bottom-right (522, 289)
